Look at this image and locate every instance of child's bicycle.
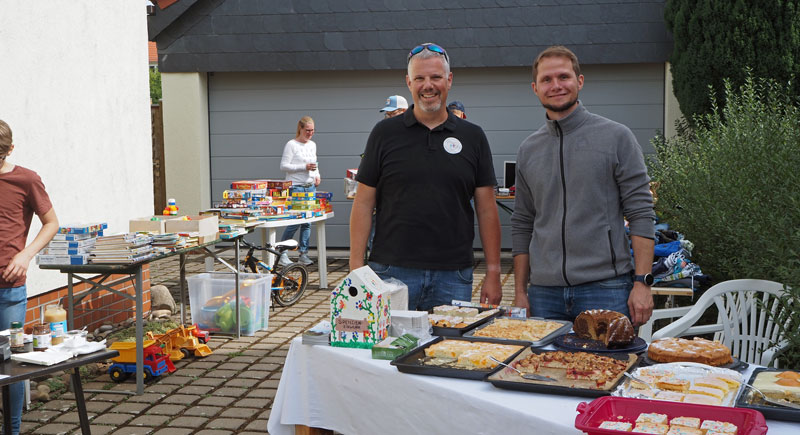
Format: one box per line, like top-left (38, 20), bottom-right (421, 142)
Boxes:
top-left (239, 238), bottom-right (309, 307)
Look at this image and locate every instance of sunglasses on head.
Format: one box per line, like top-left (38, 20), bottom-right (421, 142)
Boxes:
top-left (407, 43), bottom-right (449, 64)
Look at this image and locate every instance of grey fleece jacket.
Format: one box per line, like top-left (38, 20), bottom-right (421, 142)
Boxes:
top-left (511, 103), bottom-right (655, 287)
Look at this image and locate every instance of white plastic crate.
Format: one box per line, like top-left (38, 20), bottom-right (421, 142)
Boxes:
top-left (187, 272), bottom-right (270, 336)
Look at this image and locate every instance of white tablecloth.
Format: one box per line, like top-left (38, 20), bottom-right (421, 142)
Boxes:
top-left (267, 338), bottom-right (800, 434)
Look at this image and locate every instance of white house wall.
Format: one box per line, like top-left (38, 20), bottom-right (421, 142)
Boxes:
top-left (0, 2), bottom-right (153, 296)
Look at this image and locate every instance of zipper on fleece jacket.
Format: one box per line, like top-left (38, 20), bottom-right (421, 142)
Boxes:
top-left (555, 121), bottom-right (572, 286)
top-left (607, 229), bottom-right (618, 276)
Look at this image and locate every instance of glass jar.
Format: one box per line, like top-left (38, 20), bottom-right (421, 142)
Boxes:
top-left (44, 304), bottom-right (67, 345)
top-left (32, 323), bottom-right (51, 351)
top-left (9, 321), bottom-right (24, 348)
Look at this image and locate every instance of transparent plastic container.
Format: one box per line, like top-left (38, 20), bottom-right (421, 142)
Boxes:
top-left (186, 273), bottom-right (269, 336)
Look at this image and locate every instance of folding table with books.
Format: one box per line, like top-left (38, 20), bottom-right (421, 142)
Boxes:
top-left (39, 236), bottom-right (248, 395)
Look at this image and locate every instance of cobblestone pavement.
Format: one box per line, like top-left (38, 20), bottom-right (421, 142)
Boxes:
top-left (20, 249), bottom-right (517, 434)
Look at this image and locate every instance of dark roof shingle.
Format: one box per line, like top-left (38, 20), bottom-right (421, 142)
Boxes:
top-left (150, 0), bottom-right (672, 72)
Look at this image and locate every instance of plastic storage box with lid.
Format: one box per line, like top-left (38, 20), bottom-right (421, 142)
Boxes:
top-left (575, 396), bottom-right (767, 435)
top-left (187, 273), bottom-right (267, 336)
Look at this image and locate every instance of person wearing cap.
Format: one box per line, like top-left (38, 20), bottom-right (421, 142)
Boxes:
top-left (350, 43), bottom-right (502, 311)
top-left (447, 101), bottom-right (466, 119)
top-left (379, 95), bottom-right (408, 119)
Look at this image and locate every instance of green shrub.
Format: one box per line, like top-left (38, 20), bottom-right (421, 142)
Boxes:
top-left (649, 75), bottom-right (800, 367)
top-left (664, 0), bottom-right (800, 119)
top-left (150, 66), bottom-right (162, 103)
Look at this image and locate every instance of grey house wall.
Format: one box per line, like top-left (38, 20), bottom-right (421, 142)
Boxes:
top-left (208, 63), bottom-right (664, 249)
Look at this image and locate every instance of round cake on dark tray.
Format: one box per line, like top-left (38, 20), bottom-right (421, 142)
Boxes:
top-left (573, 309), bottom-right (635, 347)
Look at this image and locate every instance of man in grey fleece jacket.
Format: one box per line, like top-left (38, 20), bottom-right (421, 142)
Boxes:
top-left (511, 46), bottom-right (656, 326)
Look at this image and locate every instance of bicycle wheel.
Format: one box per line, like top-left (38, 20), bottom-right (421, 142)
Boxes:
top-left (273, 263), bottom-right (308, 306)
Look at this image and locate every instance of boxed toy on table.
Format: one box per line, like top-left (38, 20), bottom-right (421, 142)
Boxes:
top-left (230, 180), bottom-right (268, 190)
top-left (330, 266), bottom-right (390, 349)
top-left (57, 222), bottom-right (108, 235)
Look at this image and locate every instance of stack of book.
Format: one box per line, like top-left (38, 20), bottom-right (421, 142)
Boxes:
top-left (302, 320), bottom-right (331, 346)
top-left (219, 223), bottom-right (248, 240)
top-left (89, 233), bottom-right (154, 264)
top-left (150, 233), bottom-right (184, 253)
top-left (177, 233), bottom-right (200, 248)
top-left (36, 223), bottom-right (107, 265)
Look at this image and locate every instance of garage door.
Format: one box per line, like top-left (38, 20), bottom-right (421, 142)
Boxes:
top-left (208, 64), bottom-right (663, 249)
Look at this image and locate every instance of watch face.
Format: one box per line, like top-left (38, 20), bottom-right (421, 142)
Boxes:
top-left (636, 274), bottom-right (654, 286)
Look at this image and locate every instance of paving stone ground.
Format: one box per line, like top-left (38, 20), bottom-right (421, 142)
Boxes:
top-left (18, 248), bottom-right (519, 434)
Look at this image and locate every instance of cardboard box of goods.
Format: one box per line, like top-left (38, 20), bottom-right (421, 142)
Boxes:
top-left (165, 215), bottom-right (219, 237)
top-left (129, 215), bottom-right (182, 234)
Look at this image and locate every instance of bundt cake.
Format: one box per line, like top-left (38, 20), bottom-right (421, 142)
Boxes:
top-left (573, 309), bottom-right (635, 347)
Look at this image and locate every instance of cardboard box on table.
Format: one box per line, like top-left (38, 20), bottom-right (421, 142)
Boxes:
top-left (165, 215), bottom-right (220, 243)
top-left (129, 215), bottom-right (182, 233)
top-left (330, 266), bottom-right (390, 348)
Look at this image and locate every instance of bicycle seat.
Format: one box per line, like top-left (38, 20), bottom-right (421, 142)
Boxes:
top-left (274, 239), bottom-right (299, 251)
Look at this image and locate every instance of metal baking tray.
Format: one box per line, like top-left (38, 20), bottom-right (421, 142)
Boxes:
top-left (486, 347), bottom-right (640, 398)
top-left (430, 307), bottom-right (505, 337)
top-left (736, 368), bottom-right (800, 422)
top-left (463, 317), bottom-right (572, 347)
top-left (639, 355), bottom-right (748, 372)
top-left (390, 335), bottom-right (529, 380)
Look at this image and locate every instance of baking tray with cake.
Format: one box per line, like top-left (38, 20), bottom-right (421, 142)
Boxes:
top-left (428, 305), bottom-right (504, 337)
top-left (462, 317), bottom-right (572, 347)
top-left (390, 335), bottom-right (529, 380)
top-left (735, 368), bottom-right (800, 422)
top-left (613, 361), bottom-right (745, 407)
top-left (575, 396), bottom-right (767, 435)
top-left (486, 347), bottom-right (639, 398)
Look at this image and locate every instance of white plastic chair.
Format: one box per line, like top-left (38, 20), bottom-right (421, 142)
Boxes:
top-left (651, 279), bottom-right (789, 367)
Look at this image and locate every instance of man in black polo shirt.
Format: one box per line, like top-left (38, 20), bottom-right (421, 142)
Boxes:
top-left (349, 43), bottom-right (502, 311)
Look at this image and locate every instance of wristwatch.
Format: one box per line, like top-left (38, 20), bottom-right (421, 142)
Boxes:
top-left (634, 273), bottom-right (654, 286)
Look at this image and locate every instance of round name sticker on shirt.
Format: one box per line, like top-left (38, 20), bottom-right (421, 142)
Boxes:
top-left (443, 137), bottom-right (463, 154)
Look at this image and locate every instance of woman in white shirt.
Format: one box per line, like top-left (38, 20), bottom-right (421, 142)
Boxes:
top-left (278, 116), bottom-right (320, 266)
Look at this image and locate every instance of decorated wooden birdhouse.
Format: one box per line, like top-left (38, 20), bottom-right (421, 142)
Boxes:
top-left (330, 266), bottom-right (390, 348)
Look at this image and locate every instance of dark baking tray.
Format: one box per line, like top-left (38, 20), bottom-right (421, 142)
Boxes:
top-left (463, 317), bottom-right (572, 347)
top-left (736, 368), bottom-right (800, 422)
top-left (553, 333), bottom-right (648, 354)
top-left (487, 347), bottom-right (640, 398)
top-left (639, 355), bottom-right (748, 372)
top-left (390, 335), bottom-right (529, 380)
top-left (430, 307), bottom-right (505, 337)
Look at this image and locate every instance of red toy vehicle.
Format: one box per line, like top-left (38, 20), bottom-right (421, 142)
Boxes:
top-left (108, 340), bottom-right (176, 382)
top-left (191, 324), bottom-right (210, 344)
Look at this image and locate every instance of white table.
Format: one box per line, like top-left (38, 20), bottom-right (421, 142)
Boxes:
top-left (256, 212), bottom-right (333, 289)
top-left (267, 338), bottom-right (799, 435)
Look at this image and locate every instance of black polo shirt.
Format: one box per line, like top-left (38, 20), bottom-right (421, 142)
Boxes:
top-left (356, 106), bottom-right (497, 269)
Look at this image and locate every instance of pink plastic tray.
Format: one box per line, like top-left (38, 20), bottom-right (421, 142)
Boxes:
top-left (575, 396), bottom-right (768, 435)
